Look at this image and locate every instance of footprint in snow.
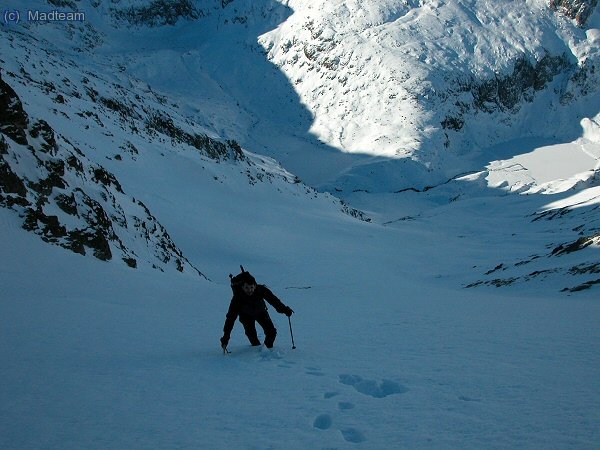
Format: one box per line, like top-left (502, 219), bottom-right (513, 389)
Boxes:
top-left (313, 375), bottom-right (404, 444)
top-left (313, 413), bottom-right (366, 443)
top-left (258, 348), bottom-right (284, 361)
top-left (313, 414), bottom-right (332, 430)
top-left (305, 366), bottom-right (325, 376)
top-left (341, 427), bottom-right (366, 443)
top-left (338, 401), bottom-right (355, 410)
top-left (339, 374), bottom-right (408, 398)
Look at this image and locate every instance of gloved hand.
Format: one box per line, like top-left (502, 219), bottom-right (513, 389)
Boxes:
top-left (284, 306), bottom-right (294, 317)
top-left (220, 336), bottom-right (229, 349)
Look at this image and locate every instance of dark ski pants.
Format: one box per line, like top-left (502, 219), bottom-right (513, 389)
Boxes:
top-left (239, 312), bottom-right (277, 348)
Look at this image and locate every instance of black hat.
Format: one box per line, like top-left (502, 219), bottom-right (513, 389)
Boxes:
top-left (230, 270), bottom-right (255, 286)
top-left (239, 272), bottom-right (256, 285)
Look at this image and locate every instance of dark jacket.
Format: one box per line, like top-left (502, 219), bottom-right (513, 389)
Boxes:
top-left (222, 285), bottom-right (289, 338)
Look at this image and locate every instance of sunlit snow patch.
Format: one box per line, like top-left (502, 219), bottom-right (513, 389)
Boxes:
top-left (485, 137), bottom-right (600, 195)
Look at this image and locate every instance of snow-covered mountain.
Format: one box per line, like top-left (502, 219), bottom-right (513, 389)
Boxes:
top-left (1, 1), bottom-right (366, 272)
top-left (1, 2), bottom-right (600, 448)
top-left (2, 0), bottom-right (598, 285)
top-left (8, 0), bottom-right (597, 188)
top-left (260, 0), bottom-right (600, 188)
top-left (1, 74), bottom-right (209, 274)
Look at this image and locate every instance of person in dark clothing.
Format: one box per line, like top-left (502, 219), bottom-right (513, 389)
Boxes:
top-left (220, 272), bottom-right (293, 351)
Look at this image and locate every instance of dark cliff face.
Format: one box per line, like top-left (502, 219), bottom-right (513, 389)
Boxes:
top-left (549, 0), bottom-right (598, 26)
top-left (438, 53), bottom-right (577, 149)
top-left (0, 74), bottom-right (29, 146)
top-left (111, 0), bottom-right (202, 27)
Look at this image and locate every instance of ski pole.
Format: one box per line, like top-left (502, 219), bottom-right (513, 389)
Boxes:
top-left (288, 316), bottom-right (296, 349)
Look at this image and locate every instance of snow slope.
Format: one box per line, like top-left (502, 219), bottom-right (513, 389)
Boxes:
top-left (2, 179), bottom-right (600, 449)
top-left (1, 0), bottom-right (600, 448)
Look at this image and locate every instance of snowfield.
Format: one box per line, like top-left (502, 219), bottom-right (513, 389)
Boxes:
top-left (2, 194), bottom-right (600, 448)
top-left (1, 0), bottom-right (600, 449)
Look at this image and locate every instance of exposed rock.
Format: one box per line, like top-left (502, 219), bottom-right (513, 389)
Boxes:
top-left (0, 157), bottom-right (27, 198)
top-left (442, 54), bottom-right (573, 133)
top-left (562, 278), bottom-right (600, 292)
top-left (0, 78), bottom-right (204, 276)
top-left (569, 262), bottom-right (600, 275)
top-left (147, 113), bottom-right (245, 161)
top-left (30, 120), bottom-right (59, 155)
top-left (92, 167), bottom-right (124, 193)
top-left (551, 233), bottom-right (600, 255)
top-left (99, 96), bottom-right (138, 120)
top-left (549, 0), bottom-right (598, 27)
top-left (113, 0), bottom-right (201, 27)
top-left (68, 228), bottom-right (113, 261)
top-left (55, 192), bottom-right (78, 216)
top-left (0, 75), bottom-right (29, 145)
top-left (0, 135), bottom-right (7, 155)
top-left (47, 0), bottom-right (78, 8)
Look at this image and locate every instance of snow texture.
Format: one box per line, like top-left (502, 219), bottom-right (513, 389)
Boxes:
top-left (1, 0), bottom-right (600, 449)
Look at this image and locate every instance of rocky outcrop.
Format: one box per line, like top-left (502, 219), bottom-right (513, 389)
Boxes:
top-left (146, 114), bottom-right (245, 161)
top-left (0, 76), bottom-right (204, 276)
top-left (112, 0), bottom-right (201, 27)
top-left (551, 233), bottom-right (600, 256)
top-left (466, 193), bottom-right (600, 292)
top-left (441, 54), bottom-right (573, 137)
top-left (549, 0), bottom-right (598, 26)
top-left (75, 76), bottom-right (245, 162)
top-left (0, 74), bottom-right (29, 145)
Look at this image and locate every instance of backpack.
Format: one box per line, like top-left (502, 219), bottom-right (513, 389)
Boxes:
top-left (229, 265), bottom-right (256, 295)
